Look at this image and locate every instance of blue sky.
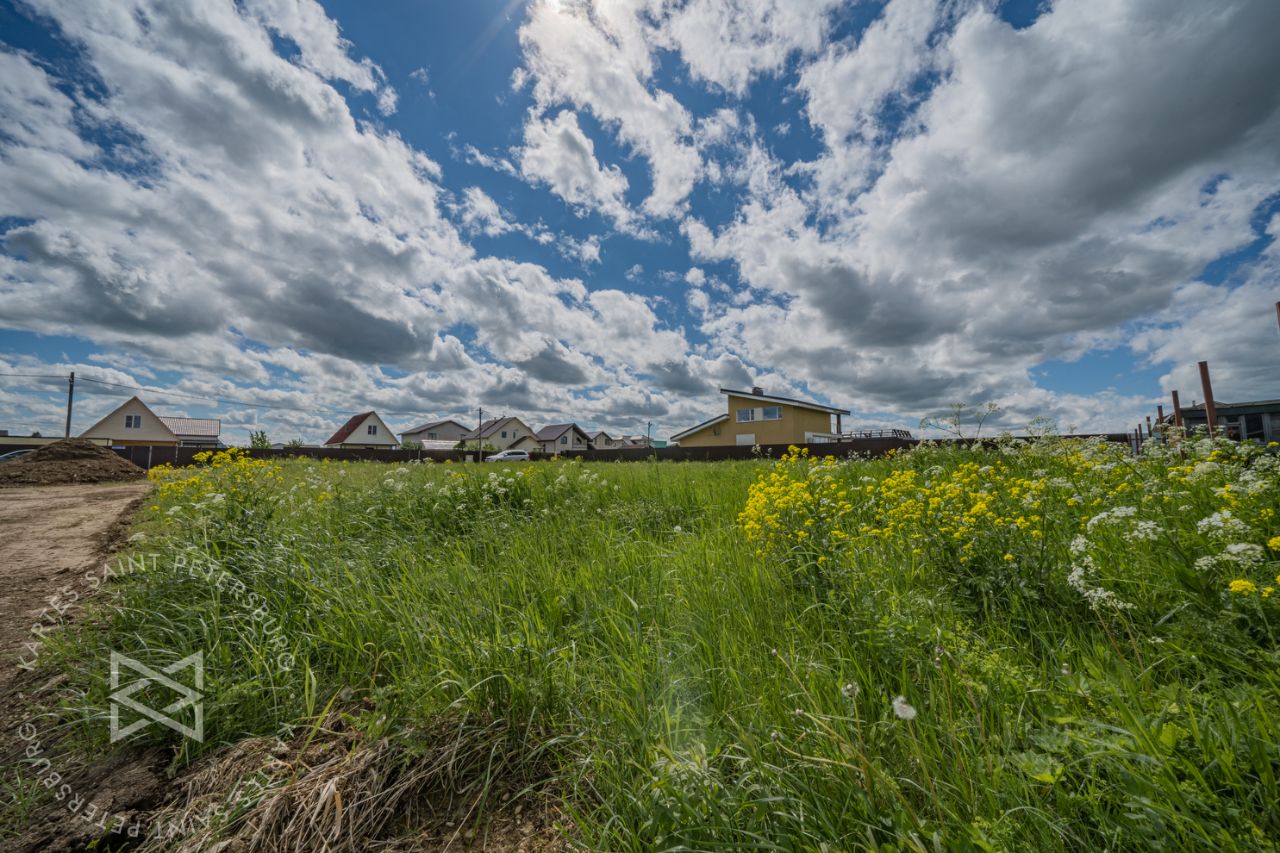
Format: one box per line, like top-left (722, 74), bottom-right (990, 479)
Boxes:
top-left (1, 0), bottom-right (1278, 443)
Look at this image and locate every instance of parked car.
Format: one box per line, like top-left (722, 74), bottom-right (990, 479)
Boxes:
top-left (486, 449), bottom-right (530, 462)
top-left (0, 449), bottom-right (34, 463)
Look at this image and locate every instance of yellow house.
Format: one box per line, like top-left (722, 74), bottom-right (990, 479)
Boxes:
top-left (670, 387), bottom-right (849, 448)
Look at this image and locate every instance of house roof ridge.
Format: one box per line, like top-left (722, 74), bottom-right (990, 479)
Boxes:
top-left (718, 387), bottom-right (850, 415)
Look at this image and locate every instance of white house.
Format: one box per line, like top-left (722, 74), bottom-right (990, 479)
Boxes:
top-left (323, 411), bottom-right (399, 449)
top-left (460, 417), bottom-right (539, 451)
top-left (80, 396), bottom-right (224, 447)
top-left (535, 423), bottom-right (591, 454)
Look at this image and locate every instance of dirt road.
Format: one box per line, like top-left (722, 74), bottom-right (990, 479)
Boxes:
top-left (0, 482), bottom-right (150, 684)
top-left (0, 482), bottom-right (161, 851)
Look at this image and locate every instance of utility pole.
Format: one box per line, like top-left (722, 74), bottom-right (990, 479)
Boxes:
top-left (1198, 361), bottom-right (1217, 439)
top-left (476, 406), bottom-right (483, 461)
top-left (64, 371), bottom-right (75, 438)
top-left (646, 421), bottom-right (652, 447)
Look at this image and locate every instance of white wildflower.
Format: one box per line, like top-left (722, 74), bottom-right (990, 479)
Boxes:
top-left (892, 696), bottom-right (917, 721)
top-left (1066, 557), bottom-right (1134, 611)
top-left (1187, 461), bottom-right (1221, 482)
top-left (1224, 543), bottom-right (1265, 566)
top-left (1132, 520), bottom-right (1161, 541)
top-left (1194, 555), bottom-right (1218, 572)
top-left (1197, 510), bottom-right (1248, 542)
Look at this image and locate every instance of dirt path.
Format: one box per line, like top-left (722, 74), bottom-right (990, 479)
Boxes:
top-left (0, 482), bottom-right (165, 852)
top-left (0, 482), bottom-right (151, 683)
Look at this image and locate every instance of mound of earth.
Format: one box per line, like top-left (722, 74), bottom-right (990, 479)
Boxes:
top-left (0, 438), bottom-right (146, 486)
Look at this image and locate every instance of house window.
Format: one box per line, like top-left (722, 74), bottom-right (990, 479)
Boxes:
top-left (367, 424), bottom-right (377, 435)
top-left (124, 415), bottom-right (142, 429)
top-left (559, 435), bottom-right (568, 444)
top-left (736, 408), bottom-right (755, 423)
top-left (501, 430), bottom-right (508, 439)
top-left (427, 432), bottom-right (437, 440)
top-left (762, 406), bottom-right (783, 421)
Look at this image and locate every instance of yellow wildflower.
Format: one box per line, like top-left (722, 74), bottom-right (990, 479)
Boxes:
top-left (1228, 579), bottom-right (1258, 596)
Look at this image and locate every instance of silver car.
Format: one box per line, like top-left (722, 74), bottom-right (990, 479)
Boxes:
top-left (485, 450), bottom-right (530, 462)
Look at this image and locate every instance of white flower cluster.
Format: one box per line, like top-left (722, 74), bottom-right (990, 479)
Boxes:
top-left (1132, 520), bottom-right (1162, 542)
top-left (1066, 556), bottom-right (1134, 611)
top-left (1086, 505), bottom-right (1137, 532)
top-left (1196, 510), bottom-right (1248, 543)
top-left (1223, 542), bottom-right (1265, 566)
top-left (1187, 460), bottom-right (1222, 482)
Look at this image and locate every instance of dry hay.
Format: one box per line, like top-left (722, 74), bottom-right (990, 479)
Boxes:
top-left (0, 438), bottom-right (146, 487)
top-left (138, 713), bottom-right (570, 852)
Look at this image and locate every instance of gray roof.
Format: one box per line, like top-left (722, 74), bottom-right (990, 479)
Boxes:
top-left (461, 417), bottom-right (526, 439)
top-left (1183, 399), bottom-right (1280, 413)
top-left (158, 416), bottom-right (221, 437)
top-left (670, 414), bottom-right (728, 441)
top-left (400, 418), bottom-right (468, 435)
top-left (535, 423), bottom-right (587, 441)
top-left (719, 387), bottom-right (850, 415)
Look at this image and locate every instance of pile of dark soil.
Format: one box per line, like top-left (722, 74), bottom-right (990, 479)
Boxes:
top-left (0, 438), bottom-right (146, 486)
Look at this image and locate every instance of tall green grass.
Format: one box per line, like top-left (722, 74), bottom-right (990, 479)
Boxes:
top-left (51, 439), bottom-right (1280, 850)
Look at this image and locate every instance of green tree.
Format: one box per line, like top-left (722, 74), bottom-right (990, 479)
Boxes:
top-left (249, 430), bottom-right (270, 449)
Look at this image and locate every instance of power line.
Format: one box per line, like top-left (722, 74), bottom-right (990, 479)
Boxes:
top-left (75, 376), bottom-right (441, 419)
top-left (75, 376), bottom-right (354, 416)
top-left (5, 373), bottom-right (441, 423)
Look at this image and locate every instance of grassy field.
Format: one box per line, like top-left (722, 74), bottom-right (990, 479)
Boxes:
top-left (48, 437), bottom-right (1280, 850)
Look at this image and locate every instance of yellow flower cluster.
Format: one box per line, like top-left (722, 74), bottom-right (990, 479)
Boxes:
top-left (739, 448), bottom-right (1057, 568)
top-left (148, 447), bottom-right (283, 509)
top-left (1227, 574), bottom-right (1280, 598)
top-left (738, 446), bottom-right (851, 560)
top-left (1228, 579), bottom-right (1258, 595)
top-left (861, 462), bottom-right (1047, 563)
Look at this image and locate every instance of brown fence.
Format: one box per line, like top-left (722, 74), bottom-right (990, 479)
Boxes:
top-left (561, 437), bottom-right (915, 462)
top-left (109, 445), bottom-right (504, 469)
top-left (99, 433), bottom-right (1131, 470)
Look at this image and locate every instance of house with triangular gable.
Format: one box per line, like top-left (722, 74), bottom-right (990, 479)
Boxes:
top-left (535, 423), bottom-right (591, 454)
top-left (323, 411), bottom-right (399, 449)
top-left (80, 396), bottom-right (221, 447)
